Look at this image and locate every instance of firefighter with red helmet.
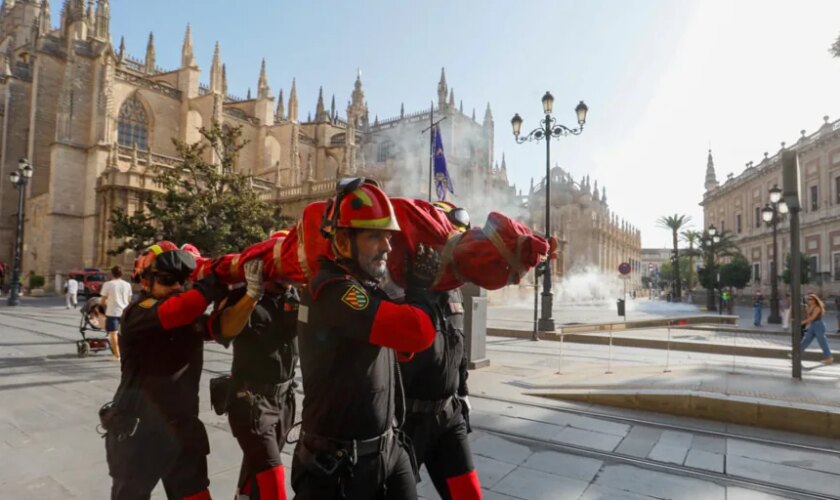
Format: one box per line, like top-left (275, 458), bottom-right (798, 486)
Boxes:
top-left (103, 241), bottom-right (227, 500)
top-left (291, 178), bottom-right (437, 499)
top-left (208, 237), bottom-right (299, 500)
top-left (398, 200), bottom-right (481, 500)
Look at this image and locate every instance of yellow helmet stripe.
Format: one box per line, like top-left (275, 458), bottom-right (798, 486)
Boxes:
top-left (149, 244), bottom-right (164, 255)
top-left (352, 188), bottom-right (373, 207)
top-left (349, 216), bottom-right (397, 229)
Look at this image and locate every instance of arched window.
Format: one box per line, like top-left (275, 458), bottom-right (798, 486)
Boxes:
top-left (118, 95), bottom-right (149, 150)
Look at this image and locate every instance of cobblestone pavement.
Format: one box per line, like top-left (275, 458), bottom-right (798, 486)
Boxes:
top-left (2, 298), bottom-right (839, 499)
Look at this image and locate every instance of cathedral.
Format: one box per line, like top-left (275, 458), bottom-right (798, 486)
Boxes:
top-left (0, 0), bottom-right (517, 281)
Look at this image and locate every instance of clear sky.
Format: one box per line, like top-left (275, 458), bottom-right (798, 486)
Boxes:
top-left (107, 0), bottom-right (840, 249)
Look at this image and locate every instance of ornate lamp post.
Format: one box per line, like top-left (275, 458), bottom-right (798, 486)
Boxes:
top-left (7, 158), bottom-right (33, 306)
top-left (512, 93), bottom-right (588, 332)
top-left (705, 224), bottom-right (721, 312)
top-left (761, 185), bottom-right (788, 325)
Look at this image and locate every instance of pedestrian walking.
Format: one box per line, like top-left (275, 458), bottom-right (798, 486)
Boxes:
top-left (801, 293), bottom-right (833, 365)
top-left (834, 295), bottom-right (840, 334)
top-left (753, 290), bottom-right (764, 326)
top-left (65, 275), bottom-right (79, 309)
top-left (210, 258), bottom-right (299, 500)
top-left (292, 179), bottom-right (436, 499)
top-left (400, 201), bottom-right (481, 500)
top-left (102, 241), bottom-right (227, 499)
top-left (99, 266), bottom-right (132, 361)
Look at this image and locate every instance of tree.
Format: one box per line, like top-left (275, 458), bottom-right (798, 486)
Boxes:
top-left (831, 32), bottom-right (840, 58)
top-left (657, 214), bottom-right (691, 302)
top-left (686, 229), bottom-right (739, 310)
top-left (782, 253), bottom-right (812, 285)
top-left (659, 255), bottom-right (696, 289)
top-left (720, 253), bottom-right (751, 290)
top-left (109, 123), bottom-right (284, 258)
top-left (681, 229), bottom-right (702, 291)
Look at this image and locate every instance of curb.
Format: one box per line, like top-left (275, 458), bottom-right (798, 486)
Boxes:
top-left (533, 390), bottom-right (840, 439)
top-left (487, 329), bottom-right (828, 361)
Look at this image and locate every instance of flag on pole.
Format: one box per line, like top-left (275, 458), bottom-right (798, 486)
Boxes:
top-left (433, 126), bottom-right (454, 201)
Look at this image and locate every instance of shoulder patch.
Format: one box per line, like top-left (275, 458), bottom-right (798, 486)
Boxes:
top-left (340, 285), bottom-right (369, 311)
top-left (138, 298), bottom-right (158, 309)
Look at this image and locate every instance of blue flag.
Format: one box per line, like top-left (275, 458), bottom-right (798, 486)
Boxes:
top-left (433, 126), bottom-right (454, 201)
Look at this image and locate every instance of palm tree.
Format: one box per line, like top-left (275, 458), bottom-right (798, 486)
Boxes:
top-left (657, 214), bottom-right (692, 302)
top-left (681, 230), bottom-right (703, 295)
top-left (685, 230), bottom-right (740, 310)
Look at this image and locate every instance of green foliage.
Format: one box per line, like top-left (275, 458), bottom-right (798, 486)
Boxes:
top-left (29, 275), bottom-right (45, 288)
top-left (720, 253), bottom-right (751, 289)
top-left (657, 214), bottom-right (692, 300)
top-left (658, 255), bottom-right (696, 285)
top-left (687, 229), bottom-right (740, 290)
top-left (782, 253), bottom-right (811, 285)
top-left (108, 123), bottom-right (286, 258)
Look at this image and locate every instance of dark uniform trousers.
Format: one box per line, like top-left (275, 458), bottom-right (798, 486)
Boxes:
top-left (402, 398), bottom-right (473, 500)
top-left (229, 383), bottom-right (296, 497)
top-left (106, 414), bottom-right (210, 500)
top-left (291, 431), bottom-right (416, 500)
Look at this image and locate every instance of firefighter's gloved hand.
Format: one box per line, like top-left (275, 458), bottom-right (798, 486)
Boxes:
top-left (243, 259), bottom-right (264, 300)
top-left (193, 274), bottom-right (228, 302)
top-left (406, 244), bottom-right (440, 291)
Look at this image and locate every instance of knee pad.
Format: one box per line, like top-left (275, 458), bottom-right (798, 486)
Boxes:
top-left (446, 470), bottom-right (481, 500)
top-left (182, 490), bottom-right (211, 500)
top-left (256, 465), bottom-right (287, 500)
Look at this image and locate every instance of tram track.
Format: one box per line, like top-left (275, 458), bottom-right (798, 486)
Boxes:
top-left (475, 423), bottom-right (836, 500)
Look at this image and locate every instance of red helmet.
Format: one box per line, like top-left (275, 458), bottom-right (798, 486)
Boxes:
top-left (321, 178), bottom-right (400, 237)
top-left (180, 243), bottom-right (201, 258)
top-left (132, 241), bottom-right (190, 283)
top-left (432, 200), bottom-right (471, 231)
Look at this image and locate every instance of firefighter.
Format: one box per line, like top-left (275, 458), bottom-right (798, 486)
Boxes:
top-left (103, 241), bottom-right (227, 500)
top-left (209, 254), bottom-right (299, 500)
top-left (399, 200), bottom-right (481, 500)
top-left (291, 178), bottom-right (437, 499)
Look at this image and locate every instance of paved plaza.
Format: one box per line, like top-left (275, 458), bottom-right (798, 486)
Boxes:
top-left (2, 297), bottom-right (840, 499)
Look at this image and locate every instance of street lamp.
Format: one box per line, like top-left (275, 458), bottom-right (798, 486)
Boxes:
top-left (7, 159), bottom-right (33, 306)
top-left (704, 224), bottom-right (720, 312)
top-left (512, 94), bottom-right (588, 333)
top-left (762, 184), bottom-right (788, 324)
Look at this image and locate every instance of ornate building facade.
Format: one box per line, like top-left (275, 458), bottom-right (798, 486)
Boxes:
top-left (0, 0), bottom-right (518, 281)
top-left (701, 115), bottom-right (840, 297)
top-left (525, 165), bottom-right (642, 290)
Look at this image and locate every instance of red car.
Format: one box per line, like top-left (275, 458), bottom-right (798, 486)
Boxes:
top-left (67, 269), bottom-right (107, 298)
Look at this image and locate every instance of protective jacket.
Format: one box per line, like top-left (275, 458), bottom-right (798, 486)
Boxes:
top-left (296, 258), bottom-right (436, 440)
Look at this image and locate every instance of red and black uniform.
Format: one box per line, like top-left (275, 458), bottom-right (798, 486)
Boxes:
top-left (291, 259), bottom-right (436, 499)
top-left (105, 287), bottom-right (217, 500)
top-left (400, 288), bottom-right (481, 500)
top-left (213, 286), bottom-right (299, 500)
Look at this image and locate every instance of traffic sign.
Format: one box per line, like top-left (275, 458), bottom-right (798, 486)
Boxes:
top-left (618, 262), bottom-right (631, 275)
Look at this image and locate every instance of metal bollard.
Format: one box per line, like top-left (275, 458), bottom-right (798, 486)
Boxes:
top-left (606, 327), bottom-right (614, 374)
top-left (557, 331), bottom-right (564, 374)
top-left (731, 329), bottom-right (737, 373)
top-left (664, 320), bottom-right (672, 373)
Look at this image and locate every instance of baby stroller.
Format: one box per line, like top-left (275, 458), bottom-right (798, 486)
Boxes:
top-left (77, 297), bottom-right (111, 357)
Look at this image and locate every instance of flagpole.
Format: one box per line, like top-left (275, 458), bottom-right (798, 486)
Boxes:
top-left (421, 101), bottom-right (447, 202)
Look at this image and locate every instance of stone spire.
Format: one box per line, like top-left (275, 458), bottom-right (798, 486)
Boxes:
top-left (471, 108), bottom-right (476, 121)
top-left (95, 0), bottom-right (108, 39)
top-left (330, 94), bottom-right (336, 120)
top-left (40, 0), bottom-right (52, 35)
top-left (221, 64), bottom-right (228, 96)
top-left (275, 89), bottom-right (285, 121)
top-left (602, 186), bottom-right (607, 204)
top-left (86, 0), bottom-right (95, 28)
top-left (117, 35), bottom-right (125, 61)
top-left (257, 58), bottom-right (270, 99)
top-left (181, 23), bottom-right (195, 68)
top-left (209, 41), bottom-right (222, 93)
top-left (437, 67), bottom-right (447, 110)
top-left (315, 86), bottom-right (326, 122)
top-left (459, 100), bottom-right (463, 114)
top-left (246, 88), bottom-right (251, 100)
top-left (288, 78), bottom-right (298, 122)
top-left (704, 149), bottom-right (719, 191)
top-left (347, 71), bottom-right (367, 125)
top-left (593, 180), bottom-right (600, 201)
top-left (144, 32), bottom-right (155, 74)
top-left (400, 102), bottom-right (405, 118)
top-left (483, 102), bottom-right (493, 127)
top-left (448, 88), bottom-right (455, 109)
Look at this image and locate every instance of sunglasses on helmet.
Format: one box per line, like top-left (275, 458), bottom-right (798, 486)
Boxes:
top-left (448, 207), bottom-right (471, 230)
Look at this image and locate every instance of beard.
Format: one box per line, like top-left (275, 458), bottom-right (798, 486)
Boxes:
top-left (360, 252), bottom-right (389, 280)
